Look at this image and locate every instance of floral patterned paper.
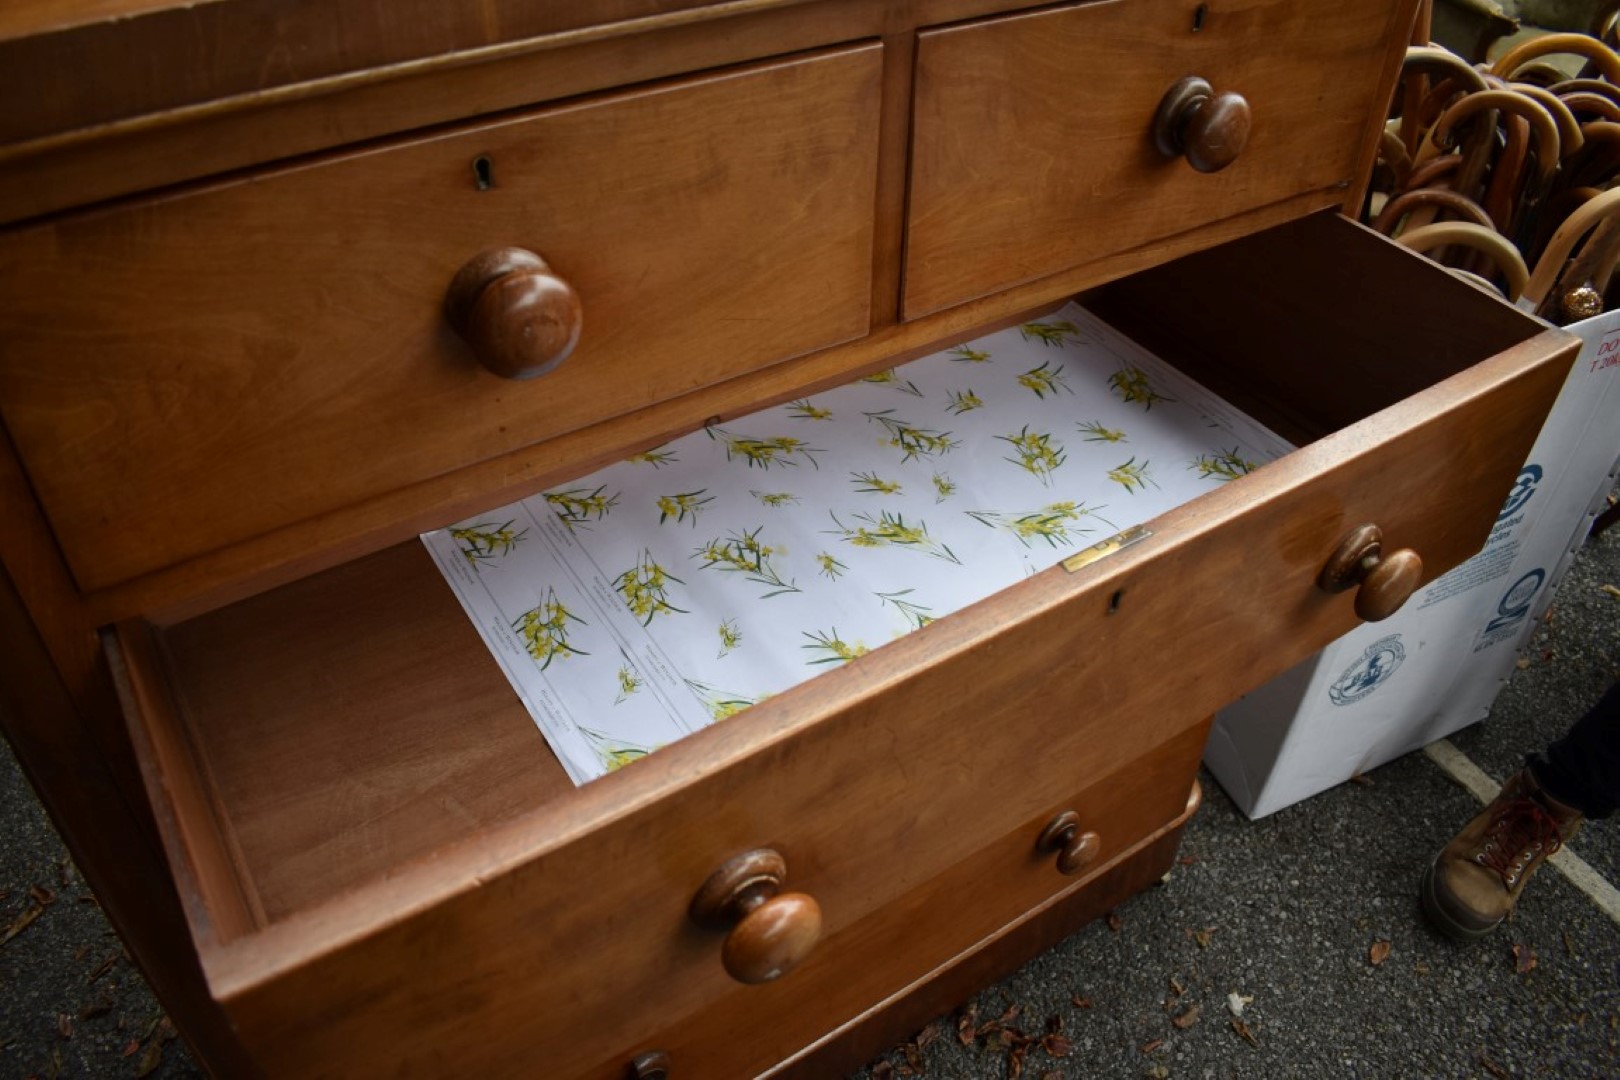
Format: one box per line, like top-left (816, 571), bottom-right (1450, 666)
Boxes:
top-left (421, 302), bottom-right (1293, 784)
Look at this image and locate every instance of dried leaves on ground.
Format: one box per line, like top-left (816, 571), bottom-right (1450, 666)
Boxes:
top-left (1369, 939), bottom-right (1393, 967)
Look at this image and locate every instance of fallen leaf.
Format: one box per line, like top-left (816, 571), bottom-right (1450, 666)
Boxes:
top-left (915, 1021), bottom-right (943, 1051)
top-left (44, 1047), bottom-right (62, 1080)
top-left (120, 1039), bottom-right (140, 1058)
top-left (1226, 992), bottom-right (1252, 1017)
top-left (995, 1004), bottom-right (1022, 1027)
top-left (1041, 1033), bottom-right (1073, 1058)
top-left (1007, 1044), bottom-right (1027, 1079)
top-left (956, 1005), bottom-right (979, 1046)
top-left (1192, 927), bottom-right (1214, 949)
top-left (87, 953), bottom-right (118, 983)
top-left (1168, 975), bottom-right (1185, 996)
top-left (1071, 995), bottom-right (1094, 1009)
top-left (1349, 772), bottom-right (1374, 787)
top-left (1041, 1072), bottom-right (1064, 1080)
top-left (1172, 1004), bottom-right (1202, 1029)
top-left (1600, 584), bottom-right (1620, 600)
top-left (1479, 1051), bottom-right (1511, 1079)
top-left (1145, 1066), bottom-right (1170, 1080)
top-left (1231, 1018), bottom-right (1260, 1047)
top-left (1515, 658), bottom-right (1531, 670)
top-left (1513, 943), bottom-right (1537, 974)
top-left (28, 885), bottom-right (56, 907)
top-left (895, 1064), bottom-right (916, 1078)
top-left (903, 1041), bottom-right (923, 1071)
top-left (1140, 1038), bottom-right (1164, 1054)
top-left (1107, 912), bottom-right (1123, 933)
top-left (0, 903), bottom-right (44, 947)
top-left (1414, 961), bottom-right (1431, 976)
top-left (1369, 940), bottom-right (1392, 967)
top-left (55, 1014), bottom-right (72, 1040)
top-left (871, 1062), bottom-right (895, 1080)
top-left (1177, 854), bottom-right (1199, 866)
top-left (78, 999), bottom-right (111, 1020)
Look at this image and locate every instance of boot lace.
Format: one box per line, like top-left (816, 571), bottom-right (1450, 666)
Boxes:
top-left (1473, 797), bottom-right (1564, 887)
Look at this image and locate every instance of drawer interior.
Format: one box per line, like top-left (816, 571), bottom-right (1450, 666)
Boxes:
top-left (111, 212), bottom-right (1571, 963)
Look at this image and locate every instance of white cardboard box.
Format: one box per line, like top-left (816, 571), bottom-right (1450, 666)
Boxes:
top-left (1205, 307), bottom-right (1620, 819)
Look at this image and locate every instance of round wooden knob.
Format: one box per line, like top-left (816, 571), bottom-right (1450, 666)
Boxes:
top-left (629, 1051), bottom-right (671, 1080)
top-left (689, 849), bottom-right (822, 985)
top-left (1317, 524), bottom-right (1424, 622)
top-left (1037, 811), bottom-right (1102, 876)
top-left (444, 247), bottom-right (582, 380)
top-left (1152, 76), bottom-right (1252, 173)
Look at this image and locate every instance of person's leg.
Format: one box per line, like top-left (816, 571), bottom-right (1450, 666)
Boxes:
top-left (1530, 680), bottom-right (1620, 819)
top-left (1421, 681), bottom-right (1616, 940)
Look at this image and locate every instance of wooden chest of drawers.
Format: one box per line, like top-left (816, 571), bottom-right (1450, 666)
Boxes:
top-left (0, 1), bottom-right (1578, 1076)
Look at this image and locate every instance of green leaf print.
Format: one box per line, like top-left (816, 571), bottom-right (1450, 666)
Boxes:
top-left (949, 345), bottom-right (992, 363)
top-left (827, 511), bottom-right (960, 564)
top-left (864, 409), bottom-right (958, 461)
top-left (685, 679), bottom-right (757, 721)
top-left (717, 619), bottom-right (742, 658)
top-left (512, 587), bottom-right (589, 670)
top-left (861, 369), bottom-right (925, 396)
top-left (1108, 457), bottom-right (1157, 493)
top-left (877, 589), bottom-right (935, 631)
top-left (752, 490), bottom-right (801, 508)
top-left (707, 426), bottom-right (823, 470)
top-left (1017, 361), bottom-right (1071, 399)
top-left (1019, 320), bottom-right (1082, 348)
top-left (997, 426), bottom-right (1067, 486)
top-left (450, 519), bottom-right (528, 569)
top-left (614, 663), bottom-right (642, 704)
top-left (931, 472), bottom-right (957, 503)
top-left (1191, 448), bottom-right (1259, 481)
top-left (802, 628), bottom-right (871, 665)
top-left (786, 399), bottom-right (834, 421)
top-left (967, 501), bottom-right (1114, 548)
top-left (816, 552), bottom-right (848, 580)
top-left (544, 486), bottom-right (619, 530)
top-left (851, 471), bottom-right (904, 496)
top-left (612, 549), bottom-right (688, 625)
top-left (1077, 420), bottom-right (1127, 443)
top-left (1108, 366), bottom-right (1173, 410)
top-left (695, 527), bottom-right (801, 598)
top-left (628, 446), bottom-right (678, 467)
top-left (946, 389), bottom-right (984, 415)
top-left (656, 489), bottom-right (714, 526)
top-left (578, 726), bottom-right (654, 772)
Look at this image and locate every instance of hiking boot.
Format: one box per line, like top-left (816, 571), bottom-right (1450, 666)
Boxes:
top-left (1421, 767), bottom-right (1583, 941)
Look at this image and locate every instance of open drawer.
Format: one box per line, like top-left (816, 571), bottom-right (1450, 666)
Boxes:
top-left (106, 214), bottom-right (1575, 1077)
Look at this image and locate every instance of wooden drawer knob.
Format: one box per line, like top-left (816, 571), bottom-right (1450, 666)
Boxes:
top-left (1038, 811), bottom-right (1102, 876)
top-left (1318, 523), bottom-right (1424, 622)
top-left (689, 849), bottom-right (821, 985)
top-left (444, 247), bottom-right (582, 380)
top-left (629, 1050), bottom-right (671, 1080)
top-left (1152, 76), bottom-right (1251, 173)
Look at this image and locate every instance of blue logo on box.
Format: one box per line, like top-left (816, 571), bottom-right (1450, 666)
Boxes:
top-left (1328, 634), bottom-right (1406, 706)
top-left (1498, 465), bottom-right (1542, 519)
top-left (1484, 569), bottom-right (1545, 633)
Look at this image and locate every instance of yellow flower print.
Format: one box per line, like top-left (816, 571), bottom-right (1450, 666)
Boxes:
top-left (450, 519), bottom-right (528, 569)
top-left (967, 501), bottom-right (1113, 548)
top-left (1018, 361), bottom-right (1071, 399)
top-left (878, 589), bottom-right (934, 631)
top-left (544, 485), bottom-right (619, 530)
top-left (1019, 320), bottom-right (1081, 348)
top-left (752, 490), bottom-right (800, 508)
top-left (816, 552), bottom-right (848, 580)
top-left (695, 527), bottom-right (800, 597)
top-left (1078, 420), bottom-right (1127, 443)
top-left (612, 550), bottom-right (688, 624)
top-left (629, 446), bottom-right (678, 467)
top-left (1108, 457), bottom-right (1156, 493)
top-left (787, 400), bottom-right (834, 421)
top-left (1191, 448), bottom-right (1259, 481)
top-left (932, 473), bottom-right (957, 503)
top-left (946, 389), bottom-right (983, 415)
top-left (949, 345), bottom-right (992, 363)
top-left (511, 587), bottom-right (589, 670)
top-left (851, 471), bottom-right (903, 496)
top-left (827, 511), bottom-right (960, 563)
top-left (997, 426), bottom-right (1067, 485)
top-left (803, 628), bottom-right (870, 665)
top-left (707, 426), bottom-right (824, 470)
top-left (1108, 366), bottom-right (1172, 410)
top-left (656, 489), bottom-right (713, 526)
top-left (717, 619), bottom-right (742, 657)
top-left (860, 369), bottom-right (925, 396)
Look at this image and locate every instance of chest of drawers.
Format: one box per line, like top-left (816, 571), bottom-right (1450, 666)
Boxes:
top-left (0, 1), bottom-right (1577, 1075)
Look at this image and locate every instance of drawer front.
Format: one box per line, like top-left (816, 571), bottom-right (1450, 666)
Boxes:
top-left (126, 220), bottom-right (1575, 1077)
top-left (902, 0), bottom-right (1405, 318)
top-left (0, 45), bottom-right (882, 592)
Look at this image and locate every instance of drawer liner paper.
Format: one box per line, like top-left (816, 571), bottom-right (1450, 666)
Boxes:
top-left (422, 302), bottom-right (1291, 784)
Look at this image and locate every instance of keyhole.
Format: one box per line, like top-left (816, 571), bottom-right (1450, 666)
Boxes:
top-left (1108, 589), bottom-right (1124, 615)
top-left (1192, 3), bottom-right (1207, 31)
top-left (473, 155), bottom-right (495, 191)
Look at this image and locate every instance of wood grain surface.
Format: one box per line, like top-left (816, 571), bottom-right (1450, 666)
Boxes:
top-left (0, 44), bottom-right (881, 592)
top-left (904, 0), bottom-right (1410, 317)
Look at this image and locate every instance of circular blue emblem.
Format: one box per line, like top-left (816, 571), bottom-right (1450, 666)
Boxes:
top-left (1485, 569), bottom-right (1546, 633)
top-left (1498, 465), bottom-right (1542, 519)
top-left (1328, 634), bottom-right (1406, 706)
